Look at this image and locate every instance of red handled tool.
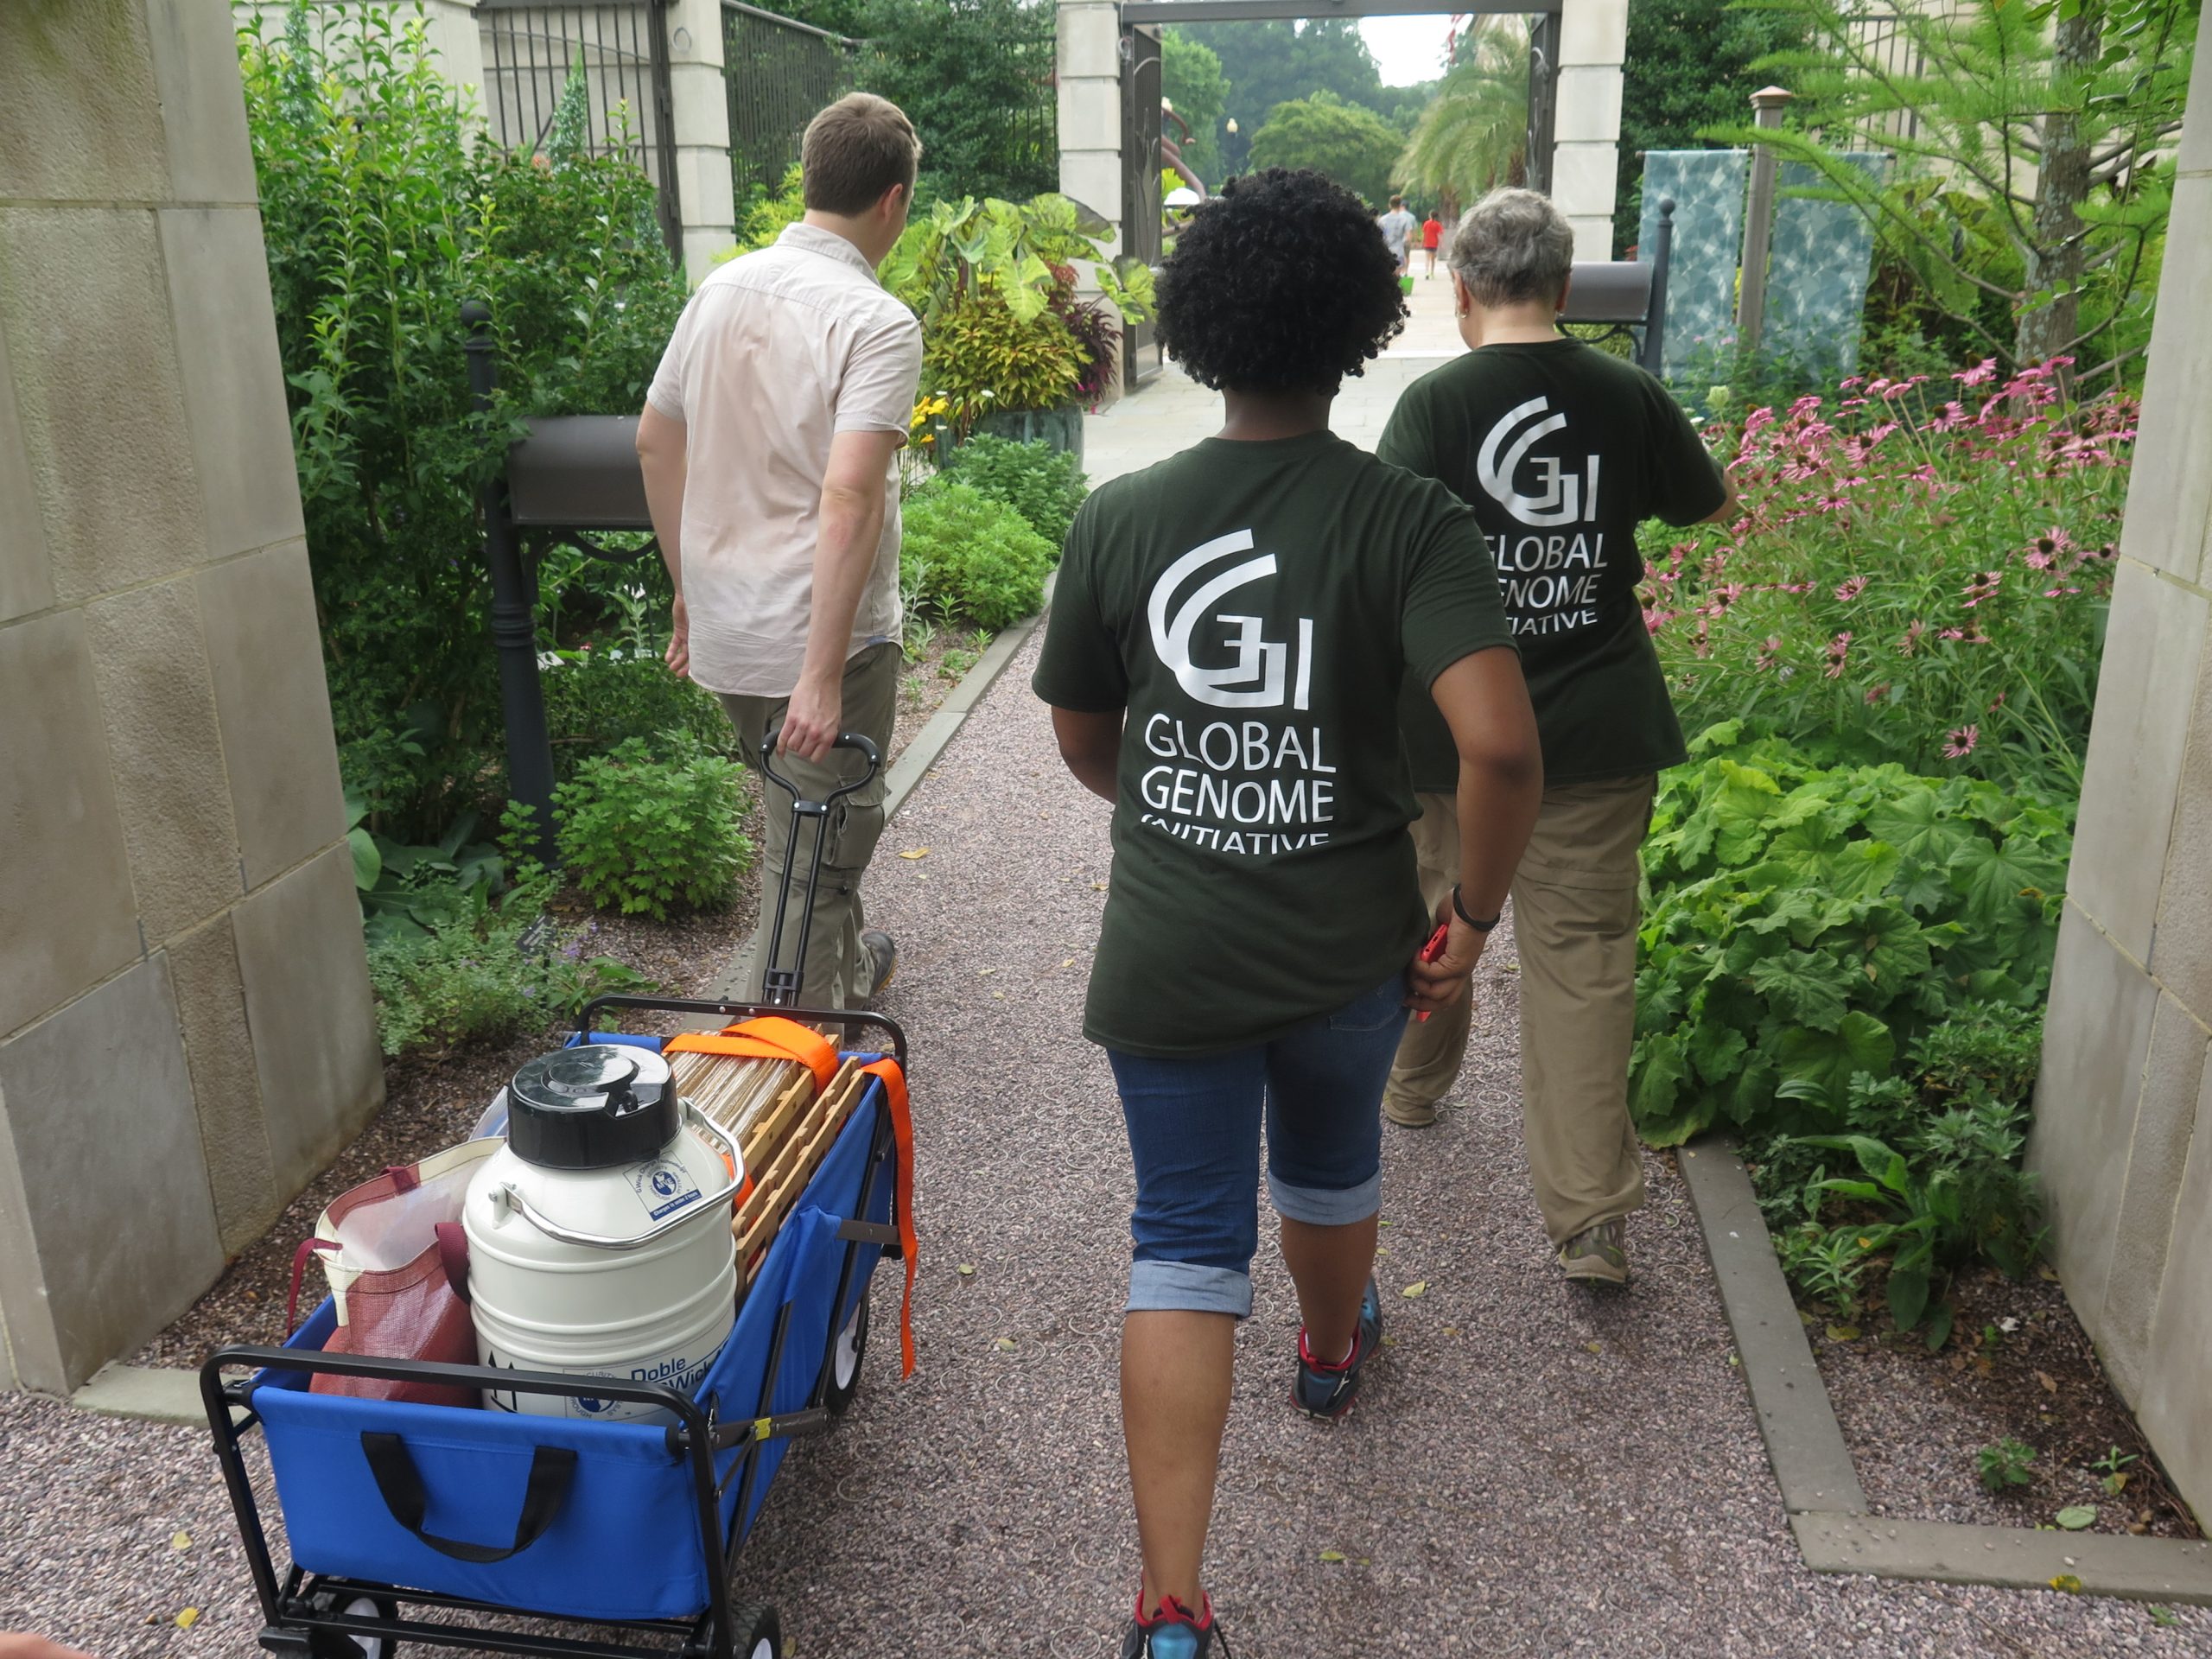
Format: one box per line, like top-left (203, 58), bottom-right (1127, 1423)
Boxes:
top-left (1414, 919), bottom-right (1450, 1023)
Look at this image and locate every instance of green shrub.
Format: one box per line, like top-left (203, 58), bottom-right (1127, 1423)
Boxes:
top-left (556, 737), bottom-right (753, 918)
top-left (921, 283), bottom-right (1084, 438)
top-left (542, 648), bottom-right (734, 779)
top-left (1631, 726), bottom-right (2068, 1150)
top-left (242, 3), bottom-right (685, 837)
top-left (900, 482), bottom-right (1056, 630)
top-left (941, 435), bottom-right (1088, 545)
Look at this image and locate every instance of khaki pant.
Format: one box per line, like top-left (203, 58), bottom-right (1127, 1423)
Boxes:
top-left (1382, 775), bottom-right (1656, 1245)
top-left (716, 642), bottom-right (899, 1008)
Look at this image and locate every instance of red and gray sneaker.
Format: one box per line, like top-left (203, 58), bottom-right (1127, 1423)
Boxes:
top-left (1291, 1276), bottom-right (1383, 1420)
top-left (1120, 1592), bottom-right (1229, 1659)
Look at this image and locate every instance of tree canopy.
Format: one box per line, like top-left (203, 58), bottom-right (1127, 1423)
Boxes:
top-left (1396, 20), bottom-right (1528, 214)
top-left (1248, 90), bottom-right (1404, 209)
top-left (1161, 27), bottom-right (1228, 185)
top-left (1179, 19), bottom-right (1395, 175)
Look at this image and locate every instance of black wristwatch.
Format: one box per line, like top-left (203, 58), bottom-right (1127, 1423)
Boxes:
top-left (1451, 885), bottom-right (1502, 931)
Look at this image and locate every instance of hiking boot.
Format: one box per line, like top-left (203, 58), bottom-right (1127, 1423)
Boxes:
top-left (1382, 1092), bottom-right (1437, 1128)
top-left (1292, 1277), bottom-right (1383, 1420)
top-left (860, 930), bottom-right (898, 1004)
top-left (1559, 1218), bottom-right (1629, 1286)
top-left (1120, 1593), bottom-right (1227, 1659)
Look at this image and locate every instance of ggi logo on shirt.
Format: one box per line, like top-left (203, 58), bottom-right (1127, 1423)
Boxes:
top-left (1147, 529), bottom-right (1314, 711)
top-left (1477, 396), bottom-right (1601, 528)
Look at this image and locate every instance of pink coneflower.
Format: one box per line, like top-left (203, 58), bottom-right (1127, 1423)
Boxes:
top-left (1943, 724), bottom-right (1980, 759)
top-left (1961, 570), bottom-right (2003, 608)
top-left (1756, 635), bottom-right (1783, 672)
top-left (1928, 401), bottom-right (1967, 433)
top-left (1898, 620), bottom-right (1927, 656)
top-left (1835, 575), bottom-right (1868, 602)
top-left (2025, 550), bottom-right (2056, 570)
top-left (1866, 683), bottom-right (1891, 705)
top-left (1955, 359), bottom-right (1999, 387)
top-left (1988, 691), bottom-right (2008, 712)
top-left (1825, 632), bottom-right (1853, 678)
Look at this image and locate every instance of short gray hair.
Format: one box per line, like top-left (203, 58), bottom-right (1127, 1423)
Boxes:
top-left (1446, 188), bottom-right (1574, 308)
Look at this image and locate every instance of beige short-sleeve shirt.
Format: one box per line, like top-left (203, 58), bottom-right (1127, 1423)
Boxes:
top-left (647, 223), bottom-right (924, 697)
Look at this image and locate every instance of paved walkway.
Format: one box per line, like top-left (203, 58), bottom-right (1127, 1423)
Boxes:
top-left (4, 277), bottom-right (2207, 1656)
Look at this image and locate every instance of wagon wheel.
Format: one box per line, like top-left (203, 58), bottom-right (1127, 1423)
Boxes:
top-left (730, 1601), bottom-right (785, 1659)
top-left (305, 1591), bottom-right (400, 1659)
top-left (823, 1295), bottom-right (870, 1416)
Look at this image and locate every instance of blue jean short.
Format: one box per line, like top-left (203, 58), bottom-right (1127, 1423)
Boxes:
top-left (1105, 976), bottom-right (1410, 1319)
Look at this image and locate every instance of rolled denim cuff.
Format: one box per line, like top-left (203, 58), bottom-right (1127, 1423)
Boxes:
top-left (1127, 1260), bottom-right (1253, 1319)
top-left (1268, 1169), bottom-right (1382, 1228)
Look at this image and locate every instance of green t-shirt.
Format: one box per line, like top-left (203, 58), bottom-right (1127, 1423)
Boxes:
top-left (1032, 431), bottom-right (1516, 1058)
top-left (1380, 338), bottom-right (1727, 790)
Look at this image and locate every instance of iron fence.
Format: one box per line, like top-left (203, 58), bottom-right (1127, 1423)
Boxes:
top-left (722, 1), bottom-right (861, 202)
top-left (477, 0), bottom-right (682, 252)
top-left (1841, 11), bottom-right (1929, 147)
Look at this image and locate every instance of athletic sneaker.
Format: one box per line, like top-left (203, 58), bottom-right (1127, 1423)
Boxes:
top-left (1559, 1218), bottom-right (1630, 1285)
top-left (1120, 1592), bottom-right (1229, 1659)
top-left (860, 929), bottom-right (898, 1004)
top-left (1292, 1276), bottom-right (1383, 1420)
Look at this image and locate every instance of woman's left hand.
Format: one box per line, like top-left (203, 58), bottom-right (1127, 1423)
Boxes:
top-left (1406, 912), bottom-right (1485, 1012)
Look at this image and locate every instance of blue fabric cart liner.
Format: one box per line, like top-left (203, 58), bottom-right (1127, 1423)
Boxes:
top-left (251, 1053), bottom-right (895, 1624)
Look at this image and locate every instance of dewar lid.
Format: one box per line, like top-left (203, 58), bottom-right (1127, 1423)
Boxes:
top-left (507, 1045), bottom-right (678, 1170)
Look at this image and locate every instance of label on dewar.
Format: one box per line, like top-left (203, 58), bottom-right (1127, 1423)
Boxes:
top-left (626, 1157), bottom-right (701, 1221)
top-left (483, 1339), bottom-right (727, 1421)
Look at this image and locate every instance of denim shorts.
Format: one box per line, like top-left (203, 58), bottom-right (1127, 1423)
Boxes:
top-left (1105, 976), bottom-right (1410, 1319)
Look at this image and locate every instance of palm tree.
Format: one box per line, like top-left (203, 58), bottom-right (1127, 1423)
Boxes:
top-left (1396, 20), bottom-right (1531, 214)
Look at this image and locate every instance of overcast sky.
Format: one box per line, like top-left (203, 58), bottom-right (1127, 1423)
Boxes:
top-left (1360, 15), bottom-right (1459, 87)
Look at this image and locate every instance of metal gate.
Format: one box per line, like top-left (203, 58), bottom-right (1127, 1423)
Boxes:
top-left (477, 0), bottom-right (682, 256)
top-left (1121, 23), bottom-right (1164, 390)
top-left (722, 1), bottom-right (862, 201)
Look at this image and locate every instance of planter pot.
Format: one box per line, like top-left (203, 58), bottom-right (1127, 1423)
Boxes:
top-left (969, 404), bottom-right (1084, 468)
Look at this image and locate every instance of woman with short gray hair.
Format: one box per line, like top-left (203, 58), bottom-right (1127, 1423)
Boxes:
top-left (1378, 186), bottom-right (1738, 1287)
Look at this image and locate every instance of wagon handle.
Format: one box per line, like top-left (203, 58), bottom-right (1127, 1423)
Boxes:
top-left (360, 1433), bottom-right (575, 1563)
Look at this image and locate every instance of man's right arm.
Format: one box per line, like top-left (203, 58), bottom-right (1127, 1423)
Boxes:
top-left (636, 404), bottom-right (690, 678)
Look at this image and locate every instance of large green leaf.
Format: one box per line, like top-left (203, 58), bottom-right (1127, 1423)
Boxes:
top-left (1630, 1032), bottom-right (1706, 1144)
top-left (1864, 789), bottom-right (1973, 866)
top-left (1853, 906), bottom-right (1934, 992)
top-left (1748, 951), bottom-right (1855, 1032)
top-left (1773, 1013), bottom-right (1897, 1112)
top-left (1947, 836), bottom-right (2068, 926)
top-left (1688, 1021), bottom-right (1751, 1084)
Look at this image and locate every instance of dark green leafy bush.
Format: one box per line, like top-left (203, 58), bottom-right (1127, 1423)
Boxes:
top-left (555, 738), bottom-right (753, 918)
top-left (243, 3), bottom-right (685, 836)
top-left (1631, 726), bottom-right (2068, 1149)
top-left (541, 648), bottom-right (734, 778)
top-left (941, 435), bottom-right (1088, 545)
top-left (900, 483), bottom-right (1057, 630)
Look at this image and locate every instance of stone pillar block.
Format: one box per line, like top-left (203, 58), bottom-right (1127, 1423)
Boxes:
top-left (2122, 171), bottom-right (2212, 588)
top-left (2029, 902), bottom-right (2160, 1309)
top-left (1060, 80), bottom-right (1123, 161)
top-left (159, 206), bottom-right (308, 557)
top-left (1559, 0), bottom-right (1630, 69)
top-left (0, 3), bottom-right (169, 203)
top-left (0, 207), bottom-right (207, 604)
top-left (146, 0), bottom-right (261, 205)
top-left (2099, 994), bottom-right (2210, 1395)
top-left (0, 957), bottom-right (224, 1391)
top-left (2067, 561), bottom-right (2208, 965)
top-left (0, 611), bottom-right (141, 1039)
top-left (199, 543), bottom-right (347, 890)
top-left (0, 322), bottom-right (56, 627)
top-left (669, 58), bottom-right (732, 150)
top-left (1551, 145), bottom-right (1620, 258)
top-left (1058, 3), bottom-right (1121, 78)
top-left (167, 915), bottom-right (281, 1252)
top-left (674, 142), bottom-right (738, 280)
top-left (2140, 1064), bottom-right (2212, 1510)
top-left (85, 575), bottom-right (244, 942)
top-left (1553, 67), bottom-right (1623, 147)
top-left (232, 845), bottom-right (385, 1194)
top-left (2151, 621), bottom-right (2212, 1016)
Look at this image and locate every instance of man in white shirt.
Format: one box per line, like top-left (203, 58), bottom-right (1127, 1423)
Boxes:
top-left (637, 94), bottom-right (924, 1008)
top-left (1377, 194), bottom-right (1416, 276)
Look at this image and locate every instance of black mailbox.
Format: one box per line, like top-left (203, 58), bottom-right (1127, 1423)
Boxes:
top-left (507, 416), bottom-right (653, 531)
top-left (1551, 198), bottom-right (1675, 378)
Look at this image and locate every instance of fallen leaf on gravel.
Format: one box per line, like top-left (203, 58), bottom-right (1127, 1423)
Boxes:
top-left (1798, 1310), bottom-right (1818, 1327)
top-left (1382, 1337), bottom-right (1396, 1348)
top-left (2038, 1265), bottom-right (2061, 1282)
top-left (1585, 1341), bottom-right (1604, 1355)
top-left (2036, 1370), bottom-right (2058, 1394)
top-left (2150, 1606), bottom-right (2179, 1627)
top-left (2055, 1506), bottom-right (2097, 1530)
top-left (898, 849), bottom-right (930, 860)
top-left (1443, 1326), bottom-right (1461, 1338)
top-left (1826, 1324), bottom-right (1860, 1343)
top-left (1975, 1357), bottom-right (1995, 1377)
top-left (171, 1531), bottom-right (191, 1551)
top-left (957, 1264), bottom-right (975, 1276)
top-left (1726, 1353), bottom-right (1740, 1368)
top-left (2050, 1574), bottom-right (2083, 1594)
top-left (1377, 1219), bottom-right (1391, 1228)
top-left (1375, 1246), bottom-right (1389, 1255)
top-left (1401, 1281), bottom-right (1427, 1299)
top-left (978, 967), bottom-right (997, 976)
top-left (1091, 880), bottom-right (1109, 891)
top-left (1950, 1354), bottom-right (1969, 1372)
top-left (1319, 1550), bottom-right (1346, 1564)
top-left (994, 1338), bottom-right (1016, 1352)
top-left (175, 1609), bottom-right (200, 1630)
top-left (1061, 958), bottom-right (1075, 969)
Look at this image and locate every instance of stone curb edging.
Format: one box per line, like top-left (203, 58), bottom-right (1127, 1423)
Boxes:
top-left (64, 588), bottom-right (1061, 1430)
top-left (1677, 1137), bottom-right (2212, 1606)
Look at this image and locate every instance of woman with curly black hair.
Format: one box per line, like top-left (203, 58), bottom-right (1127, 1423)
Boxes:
top-left (1033, 168), bottom-right (1544, 1656)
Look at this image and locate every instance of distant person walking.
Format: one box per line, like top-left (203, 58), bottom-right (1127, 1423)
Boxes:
top-left (1377, 193), bottom-right (1416, 276)
top-left (637, 93), bottom-right (924, 1009)
top-left (1421, 210), bottom-right (1444, 277)
top-left (1377, 188), bottom-right (1735, 1285)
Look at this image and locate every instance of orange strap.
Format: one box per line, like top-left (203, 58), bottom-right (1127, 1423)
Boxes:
top-left (859, 1058), bottom-right (918, 1378)
top-left (664, 1017), bottom-right (839, 1094)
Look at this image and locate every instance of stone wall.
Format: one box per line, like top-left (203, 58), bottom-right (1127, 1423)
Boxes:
top-left (0, 0), bottom-right (383, 1394)
top-left (2029, 41), bottom-right (2212, 1519)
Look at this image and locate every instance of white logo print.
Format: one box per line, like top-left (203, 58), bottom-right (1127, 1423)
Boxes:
top-left (1146, 529), bottom-right (1313, 711)
top-left (1476, 396), bottom-right (1601, 527)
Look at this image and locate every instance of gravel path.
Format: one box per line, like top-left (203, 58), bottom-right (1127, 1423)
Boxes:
top-left (8, 349), bottom-right (2208, 1655)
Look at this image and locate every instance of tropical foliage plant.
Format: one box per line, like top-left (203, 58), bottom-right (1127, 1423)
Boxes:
top-left (1395, 19), bottom-right (1529, 210)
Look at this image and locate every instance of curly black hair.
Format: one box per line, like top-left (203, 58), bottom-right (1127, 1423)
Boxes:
top-left (1155, 168), bottom-right (1406, 397)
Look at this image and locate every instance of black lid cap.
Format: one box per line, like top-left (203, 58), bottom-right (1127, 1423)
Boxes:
top-left (507, 1046), bottom-right (678, 1170)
